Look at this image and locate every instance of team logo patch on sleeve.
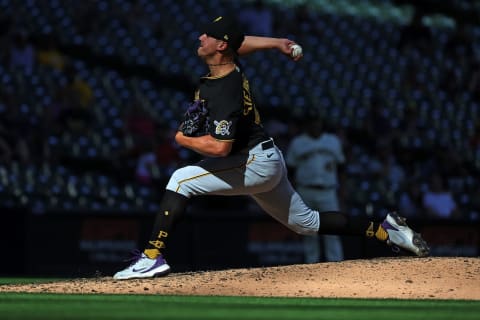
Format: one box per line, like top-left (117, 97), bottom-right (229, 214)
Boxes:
top-left (214, 120), bottom-right (232, 136)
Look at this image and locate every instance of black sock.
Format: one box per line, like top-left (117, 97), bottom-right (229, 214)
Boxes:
top-left (144, 190), bottom-right (188, 258)
top-left (317, 211), bottom-right (382, 238)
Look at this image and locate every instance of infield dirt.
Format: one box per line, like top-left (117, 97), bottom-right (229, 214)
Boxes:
top-left (1, 257), bottom-right (479, 300)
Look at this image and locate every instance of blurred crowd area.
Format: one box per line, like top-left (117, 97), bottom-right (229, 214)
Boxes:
top-left (0, 0), bottom-right (479, 221)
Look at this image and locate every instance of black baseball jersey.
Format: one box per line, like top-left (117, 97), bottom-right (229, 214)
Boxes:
top-left (197, 66), bottom-right (269, 154)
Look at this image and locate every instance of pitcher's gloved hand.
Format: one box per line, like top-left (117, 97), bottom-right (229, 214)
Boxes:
top-left (178, 100), bottom-right (209, 137)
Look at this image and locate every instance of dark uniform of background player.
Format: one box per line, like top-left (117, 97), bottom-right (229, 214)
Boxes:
top-left (113, 16), bottom-right (429, 280)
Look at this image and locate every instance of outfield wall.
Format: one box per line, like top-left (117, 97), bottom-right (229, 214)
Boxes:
top-left (1, 202), bottom-right (478, 277)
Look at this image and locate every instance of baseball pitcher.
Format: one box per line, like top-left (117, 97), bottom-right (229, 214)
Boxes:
top-left (114, 16), bottom-right (429, 280)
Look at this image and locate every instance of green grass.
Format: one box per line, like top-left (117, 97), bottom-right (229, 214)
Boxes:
top-left (1, 278), bottom-right (479, 320)
top-left (1, 293), bottom-right (479, 320)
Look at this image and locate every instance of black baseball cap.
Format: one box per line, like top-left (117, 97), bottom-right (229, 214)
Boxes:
top-left (203, 16), bottom-right (245, 53)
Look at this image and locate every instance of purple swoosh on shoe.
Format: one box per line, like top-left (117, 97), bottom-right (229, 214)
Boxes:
top-left (132, 256), bottom-right (166, 273)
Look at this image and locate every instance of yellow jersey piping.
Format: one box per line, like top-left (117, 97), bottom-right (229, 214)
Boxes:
top-left (175, 155), bottom-right (256, 192)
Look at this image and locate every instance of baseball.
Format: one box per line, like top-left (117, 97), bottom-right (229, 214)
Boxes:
top-left (290, 44), bottom-right (303, 58)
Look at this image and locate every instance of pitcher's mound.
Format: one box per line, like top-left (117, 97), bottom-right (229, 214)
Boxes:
top-left (1, 257), bottom-right (479, 300)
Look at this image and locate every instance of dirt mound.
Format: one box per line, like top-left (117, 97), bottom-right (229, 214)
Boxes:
top-left (2, 257), bottom-right (479, 300)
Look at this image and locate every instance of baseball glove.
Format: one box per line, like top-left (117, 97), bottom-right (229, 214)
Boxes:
top-left (178, 99), bottom-right (209, 137)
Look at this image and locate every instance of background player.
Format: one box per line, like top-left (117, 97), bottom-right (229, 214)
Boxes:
top-left (286, 115), bottom-right (345, 263)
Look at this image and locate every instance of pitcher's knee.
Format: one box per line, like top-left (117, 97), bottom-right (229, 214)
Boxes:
top-left (288, 223), bottom-right (318, 236)
top-left (166, 166), bottom-right (197, 197)
top-left (287, 214), bottom-right (319, 236)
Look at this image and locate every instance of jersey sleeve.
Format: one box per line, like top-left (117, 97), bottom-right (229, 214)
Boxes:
top-left (206, 82), bottom-right (243, 141)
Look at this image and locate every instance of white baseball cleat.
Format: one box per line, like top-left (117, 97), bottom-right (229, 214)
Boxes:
top-left (381, 212), bottom-right (430, 257)
top-left (113, 251), bottom-right (171, 280)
